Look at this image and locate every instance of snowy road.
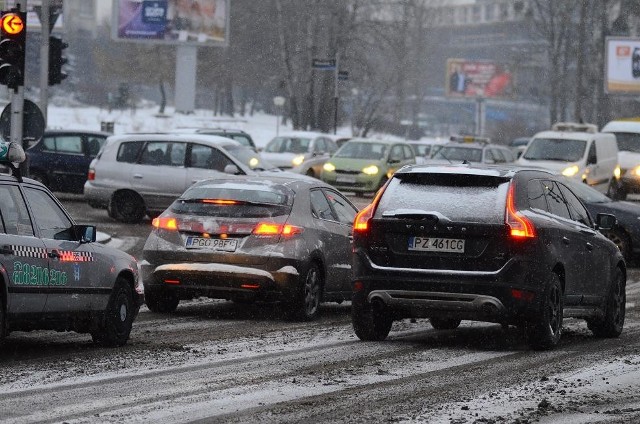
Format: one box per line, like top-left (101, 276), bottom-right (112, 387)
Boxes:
top-left (1, 276), bottom-right (640, 423)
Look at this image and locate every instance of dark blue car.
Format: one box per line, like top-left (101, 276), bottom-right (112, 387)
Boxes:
top-left (27, 130), bottom-right (110, 194)
top-left (563, 177), bottom-right (640, 260)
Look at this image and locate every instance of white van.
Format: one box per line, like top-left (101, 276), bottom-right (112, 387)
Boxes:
top-left (601, 120), bottom-right (640, 200)
top-left (517, 122), bottom-right (619, 194)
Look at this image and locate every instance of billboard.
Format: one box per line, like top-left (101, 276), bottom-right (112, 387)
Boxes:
top-left (446, 58), bottom-right (513, 98)
top-left (112, 0), bottom-right (229, 46)
top-left (605, 37), bottom-right (640, 94)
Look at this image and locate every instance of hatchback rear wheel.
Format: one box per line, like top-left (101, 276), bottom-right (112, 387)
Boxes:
top-left (527, 274), bottom-right (563, 350)
top-left (145, 288), bottom-right (179, 313)
top-left (285, 263), bottom-right (322, 321)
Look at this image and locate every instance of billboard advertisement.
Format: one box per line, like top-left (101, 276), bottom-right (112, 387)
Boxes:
top-left (446, 58), bottom-right (513, 98)
top-left (605, 37), bottom-right (640, 94)
top-left (112, 0), bottom-right (229, 46)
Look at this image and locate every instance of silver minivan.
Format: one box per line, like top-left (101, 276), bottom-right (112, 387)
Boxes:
top-left (84, 133), bottom-right (284, 223)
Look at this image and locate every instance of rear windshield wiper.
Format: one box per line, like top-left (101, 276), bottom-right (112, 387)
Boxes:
top-left (381, 209), bottom-right (452, 222)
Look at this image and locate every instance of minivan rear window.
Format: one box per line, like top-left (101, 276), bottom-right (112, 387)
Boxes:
top-left (117, 141), bottom-right (144, 163)
top-left (375, 174), bottom-right (510, 223)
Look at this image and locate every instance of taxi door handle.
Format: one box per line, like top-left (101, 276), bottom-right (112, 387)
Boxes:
top-left (48, 250), bottom-right (61, 259)
top-left (586, 242), bottom-right (594, 251)
top-left (133, 174), bottom-right (143, 179)
top-left (562, 237), bottom-right (570, 245)
top-left (0, 245), bottom-right (13, 255)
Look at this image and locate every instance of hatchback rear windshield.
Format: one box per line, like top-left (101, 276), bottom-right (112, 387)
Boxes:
top-left (171, 182), bottom-right (292, 217)
top-left (523, 138), bottom-right (587, 162)
top-left (375, 173), bottom-right (510, 223)
top-left (431, 146), bottom-right (483, 162)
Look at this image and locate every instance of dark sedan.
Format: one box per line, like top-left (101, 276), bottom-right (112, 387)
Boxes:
top-left (27, 130), bottom-right (110, 193)
top-left (562, 178), bottom-right (640, 260)
top-left (140, 176), bottom-right (358, 320)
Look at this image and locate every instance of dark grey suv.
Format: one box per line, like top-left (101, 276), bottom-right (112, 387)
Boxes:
top-left (351, 164), bottom-right (626, 350)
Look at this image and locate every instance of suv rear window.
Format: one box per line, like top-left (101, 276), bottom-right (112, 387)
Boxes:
top-left (375, 173), bottom-right (510, 223)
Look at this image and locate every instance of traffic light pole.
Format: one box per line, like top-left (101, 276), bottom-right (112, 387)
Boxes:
top-left (39, 0), bottom-right (49, 125)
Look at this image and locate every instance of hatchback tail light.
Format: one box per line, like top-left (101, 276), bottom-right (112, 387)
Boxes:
top-left (353, 204), bottom-right (374, 232)
top-left (87, 169), bottom-right (95, 181)
top-left (505, 183), bottom-right (536, 238)
top-left (252, 222), bottom-right (304, 236)
top-left (152, 216), bottom-right (179, 231)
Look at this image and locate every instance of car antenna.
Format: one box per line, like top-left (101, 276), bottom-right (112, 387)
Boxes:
top-left (9, 162), bottom-right (22, 182)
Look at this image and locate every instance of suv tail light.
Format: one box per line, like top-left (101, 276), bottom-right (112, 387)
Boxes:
top-left (353, 183), bottom-right (387, 233)
top-left (87, 169), bottom-right (95, 181)
top-left (505, 183), bottom-right (536, 238)
top-left (252, 222), bottom-right (304, 236)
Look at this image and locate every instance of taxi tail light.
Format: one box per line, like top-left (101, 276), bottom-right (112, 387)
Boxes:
top-left (252, 222), bottom-right (304, 237)
top-left (152, 216), bottom-right (179, 231)
top-left (505, 183), bottom-right (536, 239)
top-left (87, 169), bottom-right (95, 181)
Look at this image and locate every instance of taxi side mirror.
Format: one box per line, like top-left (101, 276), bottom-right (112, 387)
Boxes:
top-left (75, 225), bottom-right (97, 243)
top-left (596, 213), bottom-right (616, 231)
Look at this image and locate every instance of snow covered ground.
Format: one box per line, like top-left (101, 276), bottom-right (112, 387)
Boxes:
top-left (46, 103), bottom-right (353, 149)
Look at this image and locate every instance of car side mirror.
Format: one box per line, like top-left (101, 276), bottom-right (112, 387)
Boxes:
top-left (76, 225), bottom-right (97, 243)
top-left (587, 155), bottom-right (597, 166)
top-left (388, 158), bottom-right (400, 164)
top-left (596, 213), bottom-right (616, 230)
top-left (224, 164), bottom-right (241, 175)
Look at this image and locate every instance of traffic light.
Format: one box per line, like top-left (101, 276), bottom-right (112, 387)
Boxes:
top-left (0, 10), bottom-right (26, 90)
top-left (48, 36), bottom-right (68, 86)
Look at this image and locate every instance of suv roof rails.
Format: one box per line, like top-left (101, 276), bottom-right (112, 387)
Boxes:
top-left (449, 135), bottom-right (490, 145)
top-left (551, 122), bottom-right (598, 133)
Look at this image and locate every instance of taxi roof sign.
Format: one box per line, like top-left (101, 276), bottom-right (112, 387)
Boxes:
top-left (449, 135), bottom-right (490, 145)
top-left (0, 140), bottom-right (25, 163)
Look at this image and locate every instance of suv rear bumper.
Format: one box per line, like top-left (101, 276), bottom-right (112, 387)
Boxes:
top-left (353, 252), bottom-right (545, 323)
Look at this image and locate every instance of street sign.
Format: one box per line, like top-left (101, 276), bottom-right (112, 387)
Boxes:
top-left (0, 99), bottom-right (45, 146)
top-left (312, 59), bottom-right (336, 70)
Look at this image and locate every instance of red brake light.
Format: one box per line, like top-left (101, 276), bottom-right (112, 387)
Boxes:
top-left (87, 169), bottom-right (95, 181)
top-left (253, 222), bottom-right (303, 236)
top-left (202, 199), bottom-right (238, 205)
top-left (152, 216), bottom-right (178, 231)
top-left (505, 183), bottom-right (536, 238)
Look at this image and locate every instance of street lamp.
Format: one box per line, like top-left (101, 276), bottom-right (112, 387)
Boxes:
top-left (273, 96), bottom-right (285, 136)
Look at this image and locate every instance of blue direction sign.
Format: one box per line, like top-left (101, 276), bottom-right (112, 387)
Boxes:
top-left (312, 59), bottom-right (336, 70)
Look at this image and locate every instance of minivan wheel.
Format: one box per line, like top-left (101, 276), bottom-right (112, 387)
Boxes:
top-left (527, 274), bottom-right (563, 350)
top-left (430, 317), bottom-right (461, 330)
top-left (352, 300), bottom-right (393, 341)
top-left (145, 288), bottom-right (179, 313)
top-left (111, 191), bottom-right (146, 223)
top-left (588, 267), bottom-right (625, 338)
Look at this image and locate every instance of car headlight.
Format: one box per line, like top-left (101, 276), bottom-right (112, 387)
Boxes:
top-left (249, 157), bottom-right (260, 168)
top-left (362, 165), bottom-right (379, 175)
top-left (323, 162), bottom-right (336, 172)
top-left (562, 165), bottom-right (580, 177)
top-left (614, 165), bottom-right (621, 179)
top-left (632, 166), bottom-right (640, 177)
top-left (292, 155), bottom-right (305, 166)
